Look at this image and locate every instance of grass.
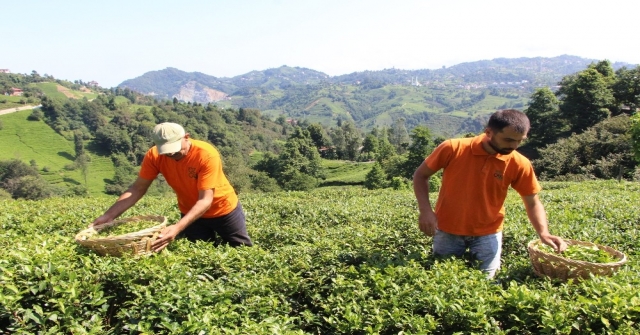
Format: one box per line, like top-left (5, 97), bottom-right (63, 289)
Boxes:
top-left (0, 95), bottom-right (32, 110)
top-left (320, 159), bottom-right (373, 187)
top-left (34, 82), bottom-right (98, 100)
top-left (0, 109), bottom-right (114, 195)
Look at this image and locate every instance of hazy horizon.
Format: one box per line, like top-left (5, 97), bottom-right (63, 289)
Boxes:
top-left (3, 0), bottom-right (639, 87)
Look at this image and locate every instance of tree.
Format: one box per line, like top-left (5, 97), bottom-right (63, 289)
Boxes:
top-left (280, 171), bottom-right (318, 191)
top-left (361, 134), bottom-right (379, 160)
top-left (27, 109), bottom-right (44, 121)
top-left (389, 118), bottom-right (410, 154)
top-left (402, 126), bottom-right (435, 180)
top-left (364, 162), bottom-right (387, 189)
top-left (376, 132), bottom-right (396, 163)
top-left (255, 127), bottom-right (324, 191)
top-left (95, 124), bottom-right (133, 155)
top-left (631, 112), bottom-right (640, 163)
top-left (524, 87), bottom-right (565, 149)
top-left (0, 159), bottom-right (53, 200)
top-left (533, 115), bottom-right (635, 180)
top-left (105, 154), bottom-right (138, 195)
top-left (611, 66), bottom-right (640, 114)
top-left (7, 175), bottom-right (54, 200)
top-left (74, 131), bottom-right (85, 158)
top-left (340, 121), bottom-right (362, 161)
top-left (75, 153), bottom-right (91, 187)
top-left (306, 123), bottom-right (331, 150)
top-left (221, 153), bottom-right (253, 194)
top-left (250, 171), bottom-right (281, 193)
top-left (557, 64), bottom-right (616, 134)
top-left (328, 127), bottom-right (346, 159)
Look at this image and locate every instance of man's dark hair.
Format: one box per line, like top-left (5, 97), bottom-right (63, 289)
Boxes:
top-left (487, 109), bottom-right (530, 133)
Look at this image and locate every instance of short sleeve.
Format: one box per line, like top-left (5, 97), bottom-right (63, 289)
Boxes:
top-left (425, 140), bottom-right (454, 172)
top-left (139, 149), bottom-right (160, 180)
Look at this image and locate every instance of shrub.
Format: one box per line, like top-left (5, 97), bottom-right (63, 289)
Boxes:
top-left (389, 176), bottom-right (410, 190)
top-left (364, 163), bottom-right (387, 189)
top-left (250, 171), bottom-right (281, 193)
top-left (27, 109), bottom-right (44, 121)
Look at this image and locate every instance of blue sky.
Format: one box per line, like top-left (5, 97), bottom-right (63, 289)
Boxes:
top-left (3, 0), bottom-right (639, 88)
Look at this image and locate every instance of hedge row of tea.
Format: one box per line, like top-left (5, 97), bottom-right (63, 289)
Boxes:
top-left (1, 181), bottom-right (639, 334)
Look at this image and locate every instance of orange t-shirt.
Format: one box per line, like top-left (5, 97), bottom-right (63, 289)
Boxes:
top-left (425, 134), bottom-right (541, 236)
top-left (139, 139), bottom-right (238, 218)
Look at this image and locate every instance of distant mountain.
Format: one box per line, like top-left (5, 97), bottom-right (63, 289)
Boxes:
top-left (119, 66), bottom-right (329, 102)
top-left (118, 56), bottom-right (636, 136)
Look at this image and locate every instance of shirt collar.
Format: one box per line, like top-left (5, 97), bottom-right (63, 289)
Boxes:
top-left (471, 134), bottom-right (512, 161)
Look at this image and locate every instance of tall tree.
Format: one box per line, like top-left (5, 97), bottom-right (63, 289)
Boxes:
top-left (361, 134), bottom-right (379, 159)
top-left (340, 121), bottom-right (362, 161)
top-left (364, 162), bottom-right (388, 189)
top-left (611, 66), bottom-right (640, 114)
top-left (258, 127), bottom-right (324, 191)
top-left (631, 113), bottom-right (640, 163)
top-left (557, 64), bottom-right (616, 134)
top-left (375, 129), bottom-right (396, 163)
top-left (524, 87), bottom-right (565, 149)
top-left (306, 123), bottom-right (331, 150)
top-left (73, 131), bottom-right (85, 158)
top-left (402, 126), bottom-right (435, 180)
top-left (389, 118), bottom-right (410, 154)
top-left (75, 153), bottom-right (91, 187)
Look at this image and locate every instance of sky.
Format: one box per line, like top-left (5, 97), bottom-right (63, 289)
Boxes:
top-left (3, 0), bottom-right (639, 88)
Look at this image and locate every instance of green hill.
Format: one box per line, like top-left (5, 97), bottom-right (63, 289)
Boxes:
top-left (320, 159), bottom-right (373, 187)
top-left (0, 109), bottom-right (114, 195)
top-left (34, 82), bottom-right (98, 100)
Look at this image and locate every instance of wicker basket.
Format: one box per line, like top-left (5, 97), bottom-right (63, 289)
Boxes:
top-left (528, 239), bottom-right (627, 281)
top-left (75, 215), bottom-right (167, 257)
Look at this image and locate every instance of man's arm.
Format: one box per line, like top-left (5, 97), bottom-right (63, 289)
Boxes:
top-left (151, 188), bottom-right (214, 252)
top-left (91, 177), bottom-right (153, 226)
top-left (413, 161), bottom-right (439, 236)
top-left (521, 194), bottom-right (567, 252)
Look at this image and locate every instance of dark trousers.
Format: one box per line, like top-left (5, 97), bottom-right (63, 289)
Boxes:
top-left (179, 202), bottom-right (253, 247)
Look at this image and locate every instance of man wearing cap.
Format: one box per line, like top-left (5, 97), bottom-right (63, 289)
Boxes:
top-left (91, 122), bottom-right (252, 251)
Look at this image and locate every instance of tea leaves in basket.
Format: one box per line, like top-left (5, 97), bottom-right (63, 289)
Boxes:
top-left (91, 220), bottom-right (160, 238)
top-left (539, 244), bottom-right (617, 263)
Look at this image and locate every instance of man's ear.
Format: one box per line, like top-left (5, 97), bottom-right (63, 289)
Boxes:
top-left (184, 133), bottom-right (191, 139)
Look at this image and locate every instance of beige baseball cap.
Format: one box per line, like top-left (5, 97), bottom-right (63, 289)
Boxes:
top-left (152, 122), bottom-right (185, 154)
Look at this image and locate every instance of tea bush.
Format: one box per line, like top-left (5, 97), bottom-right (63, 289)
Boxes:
top-left (0, 181), bottom-right (638, 334)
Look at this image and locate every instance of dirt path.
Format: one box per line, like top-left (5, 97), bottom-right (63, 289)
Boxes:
top-left (0, 105), bottom-right (41, 116)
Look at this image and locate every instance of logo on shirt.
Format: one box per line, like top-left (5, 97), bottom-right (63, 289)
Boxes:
top-left (493, 170), bottom-right (503, 181)
top-left (188, 167), bottom-right (198, 180)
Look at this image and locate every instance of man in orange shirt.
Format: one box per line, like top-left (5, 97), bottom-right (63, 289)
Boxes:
top-left (91, 122), bottom-right (252, 252)
top-left (413, 109), bottom-right (565, 278)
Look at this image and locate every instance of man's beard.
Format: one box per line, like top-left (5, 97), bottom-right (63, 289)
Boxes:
top-left (488, 139), bottom-right (514, 155)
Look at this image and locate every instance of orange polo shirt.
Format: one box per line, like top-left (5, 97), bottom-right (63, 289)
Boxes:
top-left (425, 134), bottom-right (541, 236)
top-left (139, 139), bottom-right (238, 218)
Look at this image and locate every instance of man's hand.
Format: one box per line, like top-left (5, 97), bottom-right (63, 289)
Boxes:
top-left (540, 234), bottom-right (567, 253)
top-left (151, 225), bottom-right (183, 252)
top-left (90, 215), bottom-right (113, 228)
top-left (418, 211), bottom-right (438, 237)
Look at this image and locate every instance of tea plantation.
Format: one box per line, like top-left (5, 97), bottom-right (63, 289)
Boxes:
top-left (1, 180), bottom-right (639, 334)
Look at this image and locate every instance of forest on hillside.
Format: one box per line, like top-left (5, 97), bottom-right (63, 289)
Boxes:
top-left (1, 60), bottom-right (640, 201)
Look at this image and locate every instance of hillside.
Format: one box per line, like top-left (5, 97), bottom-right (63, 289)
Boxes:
top-left (118, 55), bottom-right (636, 136)
top-left (0, 109), bottom-right (114, 195)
